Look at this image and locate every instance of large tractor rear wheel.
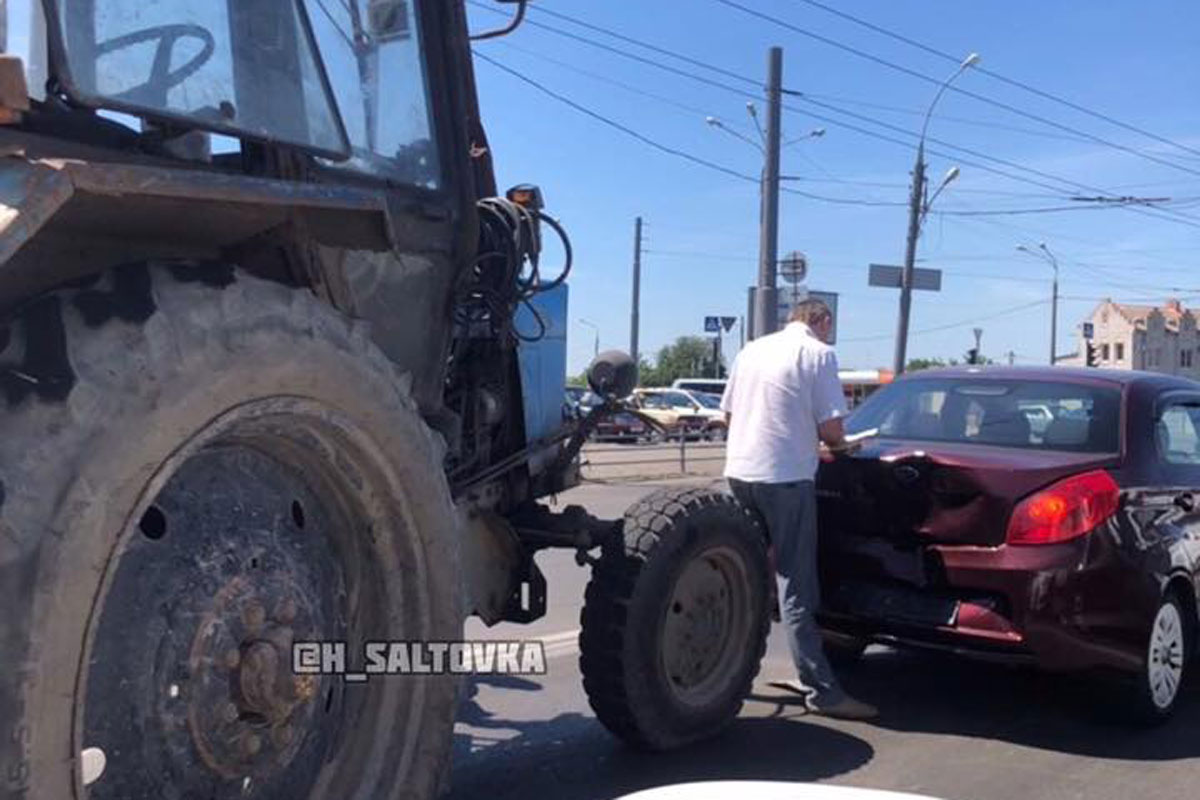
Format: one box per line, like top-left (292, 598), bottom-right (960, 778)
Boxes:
top-left (579, 487), bottom-right (770, 750)
top-left (0, 265), bottom-right (461, 799)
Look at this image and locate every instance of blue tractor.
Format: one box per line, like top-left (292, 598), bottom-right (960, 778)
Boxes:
top-left (0, 3), bottom-right (771, 797)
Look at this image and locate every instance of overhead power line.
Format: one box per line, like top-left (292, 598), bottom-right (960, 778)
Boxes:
top-left (493, 43), bottom-right (1082, 203)
top-left (525, 2), bottom-right (1092, 147)
top-left (473, 51), bottom-right (752, 182)
top-left (475, 52), bottom-right (1200, 220)
top-left (491, 40), bottom-right (749, 129)
top-left (524, 2), bottom-right (760, 90)
top-left (712, 0), bottom-right (1200, 180)
top-left (840, 299), bottom-right (1050, 343)
top-left (787, 0), bottom-right (1200, 161)
top-left (473, 52), bottom-right (905, 207)
top-left (796, 92), bottom-right (1096, 145)
top-left (646, 248), bottom-right (1200, 295)
top-left (476, 2), bottom-right (1200, 231)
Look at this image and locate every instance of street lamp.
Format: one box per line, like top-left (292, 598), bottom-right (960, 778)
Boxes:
top-left (1017, 242), bottom-right (1060, 364)
top-left (783, 127), bottom-right (826, 148)
top-left (705, 116), bottom-right (763, 152)
top-left (893, 52), bottom-right (981, 375)
top-left (925, 166), bottom-right (960, 215)
top-left (579, 318), bottom-right (599, 359)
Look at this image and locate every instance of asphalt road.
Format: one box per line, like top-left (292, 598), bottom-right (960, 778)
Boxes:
top-left (450, 479), bottom-right (1200, 800)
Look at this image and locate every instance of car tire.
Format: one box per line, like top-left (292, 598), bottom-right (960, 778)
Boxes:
top-left (1113, 592), bottom-right (1192, 725)
top-left (0, 264), bottom-right (461, 799)
top-left (579, 488), bottom-right (771, 750)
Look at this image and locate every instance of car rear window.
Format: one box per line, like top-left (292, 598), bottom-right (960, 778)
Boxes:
top-left (847, 378), bottom-right (1121, 453)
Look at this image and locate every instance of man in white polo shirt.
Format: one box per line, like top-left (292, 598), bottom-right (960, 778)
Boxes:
top-left (721, 298), bottom-right (877, 720)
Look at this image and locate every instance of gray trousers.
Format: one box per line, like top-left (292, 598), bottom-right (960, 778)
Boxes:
top-left (729, 478), bottom-right (845, 706)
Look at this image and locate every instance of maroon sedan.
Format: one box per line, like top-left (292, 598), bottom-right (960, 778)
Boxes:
top-left (816, 366), bottom-right (1200, 721)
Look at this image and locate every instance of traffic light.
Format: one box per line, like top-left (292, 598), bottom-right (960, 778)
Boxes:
top-left (1085, 342), bottom-right (1099, 367)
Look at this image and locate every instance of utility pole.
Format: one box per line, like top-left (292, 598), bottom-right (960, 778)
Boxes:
top-left (753, 47), bottom-right (783, 340)
top-left (892, 53), bottom-right (980, 375)
top-left (893, 149), bottom-right (927, 374)
top-left (1046, 246), bottom-right (1059, 365)
top-left (1050, 266), bottom-right (1058, 364)
top-left (630, 216), bottom-right (642, 366)
top-left (712, 330), bottom-right (722, 378)
top-left (1007, 350), bottom-right (1016, 366)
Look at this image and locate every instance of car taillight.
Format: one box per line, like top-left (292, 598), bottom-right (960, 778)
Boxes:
top-left (1006, 469), bottom-right (1119, 546)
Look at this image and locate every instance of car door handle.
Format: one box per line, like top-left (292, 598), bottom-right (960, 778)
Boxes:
top-left (1175, 492), bottom-right (1196, 512)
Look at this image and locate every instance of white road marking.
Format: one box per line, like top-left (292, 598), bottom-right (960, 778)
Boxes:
top-left (537, 629), bottom-right (580, 660)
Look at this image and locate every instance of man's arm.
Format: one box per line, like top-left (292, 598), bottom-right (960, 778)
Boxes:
top-left (812, 348), bottom-right (849, 448)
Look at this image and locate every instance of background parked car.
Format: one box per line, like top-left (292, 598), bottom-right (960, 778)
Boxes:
top-left (816, 366), bottom-right (1200, 723)
top-left (676, 389), bottom-right (728, 440)
top-left (630, 388), bottom-right (712, 439)
top-left (570, 390), bottom-right (649, 443)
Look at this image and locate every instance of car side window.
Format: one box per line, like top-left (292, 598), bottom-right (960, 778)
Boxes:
top-left (1157, 403), bottom-right (1200, 465)
top-left (665, 392), bottom-right (695, 409)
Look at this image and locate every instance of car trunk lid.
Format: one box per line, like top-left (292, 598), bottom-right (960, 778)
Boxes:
top-left (817, 438), bottom-right (1118, 549)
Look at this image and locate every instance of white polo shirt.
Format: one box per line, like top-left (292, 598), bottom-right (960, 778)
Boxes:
top-left (720, 321), bottom-right (847, 483)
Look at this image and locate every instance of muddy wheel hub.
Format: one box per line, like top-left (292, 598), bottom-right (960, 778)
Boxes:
top-left (82, 445), bottom-right (351, 797)
top-left (188, 574), bottom-right (319, 778)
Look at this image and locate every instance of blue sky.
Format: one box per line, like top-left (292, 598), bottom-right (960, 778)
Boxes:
top-left (466, 0), bottom-right (1200, 375)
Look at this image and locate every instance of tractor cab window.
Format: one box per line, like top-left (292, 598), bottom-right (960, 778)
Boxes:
top-left (52, 0), bottom-right (349, 156)
top-left (49, 1), bottom-right (441, 187)
top-left (305, 0), bottom-right (441, 188)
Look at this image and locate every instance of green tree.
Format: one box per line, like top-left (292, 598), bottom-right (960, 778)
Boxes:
top-left (641, 336), bottom-right (718, 386)
top-left (905, 357), bottom-right (948, 372)
top-left (566, 372), bottom-right (588, 387)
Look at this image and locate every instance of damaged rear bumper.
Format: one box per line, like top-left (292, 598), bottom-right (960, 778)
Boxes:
top-left (818, 533), bottom-right (1151, 674)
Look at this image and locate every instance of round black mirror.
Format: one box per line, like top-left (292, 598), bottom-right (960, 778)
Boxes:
top-left (587, 350), bottom-right (637, 400)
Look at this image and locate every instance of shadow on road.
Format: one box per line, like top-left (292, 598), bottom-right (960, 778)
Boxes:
top-left (449, 675), bottom-right (874, 800)
top-left (836, 646), bottom-right (1200, 761)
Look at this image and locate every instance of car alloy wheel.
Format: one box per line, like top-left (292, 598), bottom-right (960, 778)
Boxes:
top-left (1148, 600), bottom-right (1186, 711)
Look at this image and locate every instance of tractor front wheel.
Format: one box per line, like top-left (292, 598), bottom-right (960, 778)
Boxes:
top-left (579, 488), bottom-right (770, 750)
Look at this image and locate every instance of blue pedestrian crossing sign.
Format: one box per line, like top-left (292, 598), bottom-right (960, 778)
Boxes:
top-left (1082, 322), bottom-right (1094, 340)
top-left (704, 316), bottom-right (720, 332)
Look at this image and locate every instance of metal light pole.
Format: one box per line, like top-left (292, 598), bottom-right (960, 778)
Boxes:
top-left (630, 216), bottom-right (642, 366)
top-left (1017, 242), bottom-right (1059, 364)
top-left (894, 52), bottom-right (980, 375)
top-left (755, 47), bottom-right (783, 340)
top-left (579, 318), bottom-right (599, 359)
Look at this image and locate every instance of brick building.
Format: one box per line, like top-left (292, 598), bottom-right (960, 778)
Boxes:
top-left (1062, 299), bottom-right (1199, 377)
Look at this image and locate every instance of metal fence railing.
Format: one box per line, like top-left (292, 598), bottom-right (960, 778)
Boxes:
top-left (580, 434), bottom-right (726, 479)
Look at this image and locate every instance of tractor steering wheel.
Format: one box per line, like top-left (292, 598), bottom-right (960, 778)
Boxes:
top-left (94, 24), bottom-right (216, 108)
